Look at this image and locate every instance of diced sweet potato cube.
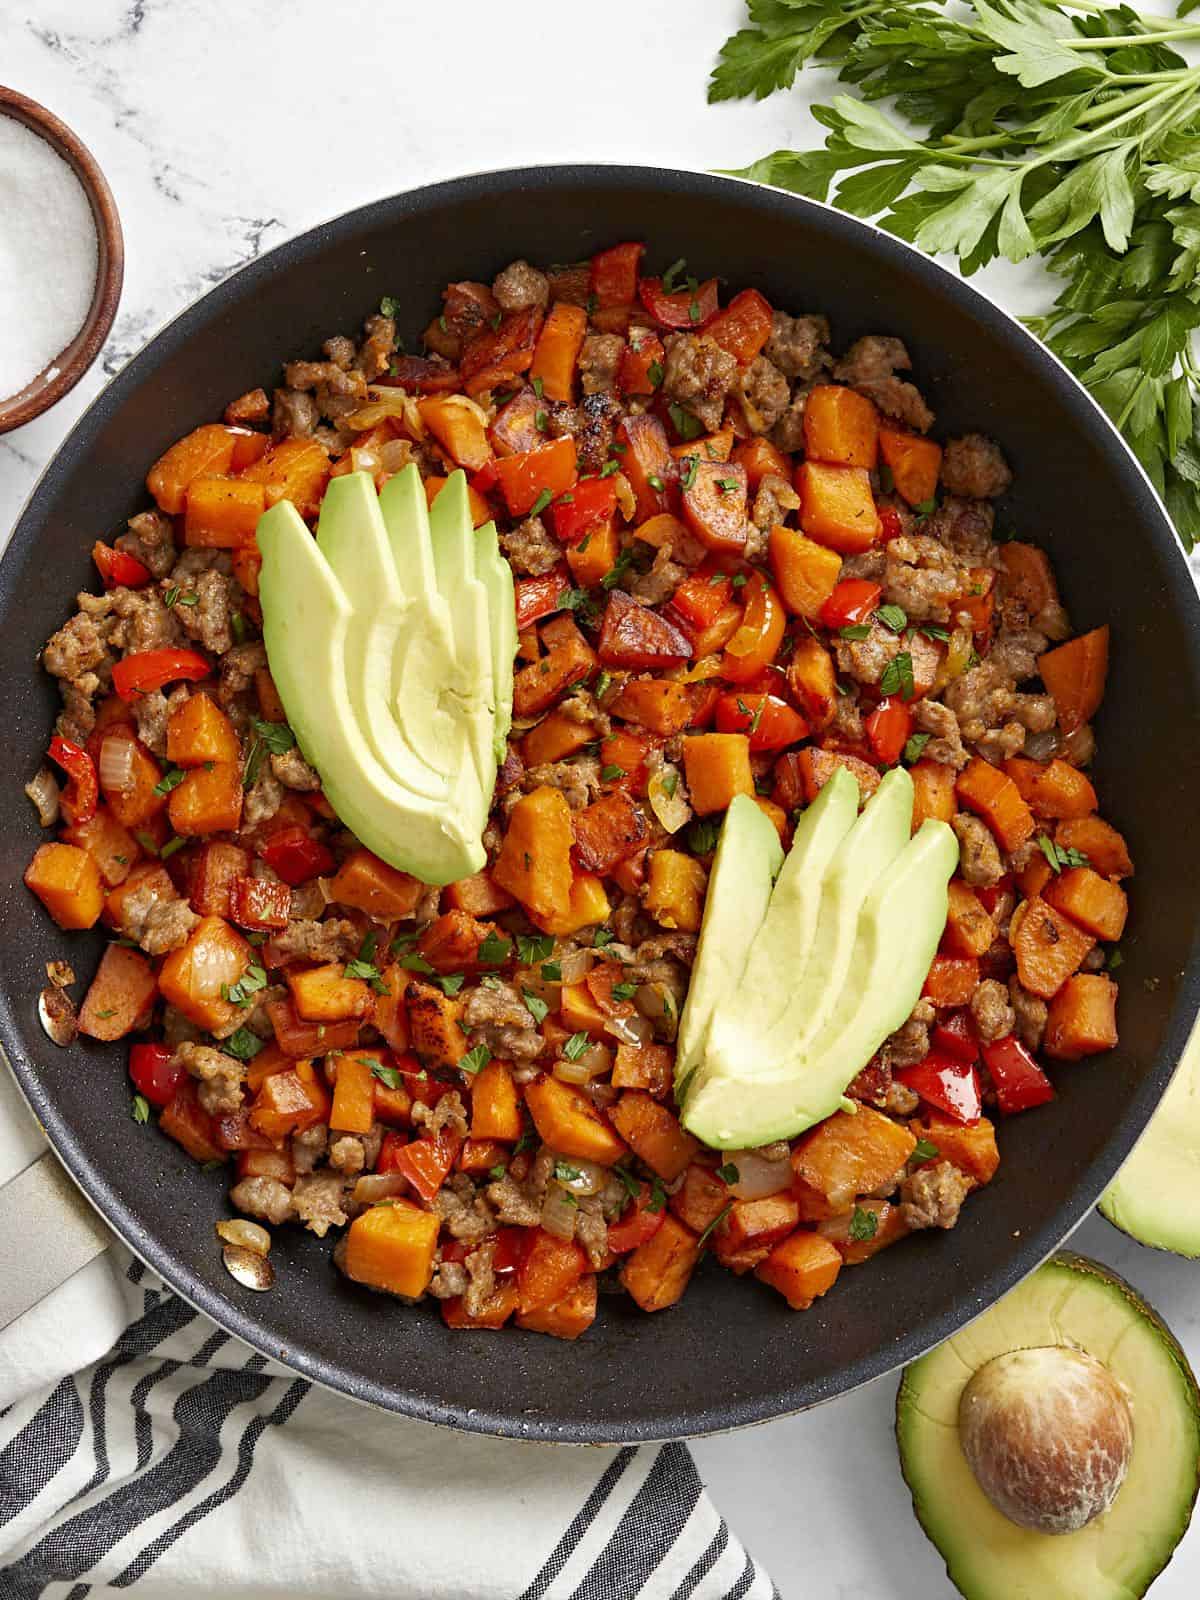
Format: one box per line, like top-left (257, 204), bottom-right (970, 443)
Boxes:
top-left (713, 1194), bottom-right (801, 1275)
top-left (25, 842), bottom-right (104, 929)
top-left (956, 757), bottom-right (1034, 852)
top-left (166, 694), bottom-right (241, 767)
top-left (1044, 974), bottom-right (1118, 1060)
top-left (240, 436), bottom-right (331, 520)
top-left (531, 871), bottom-right (611, 937)
top-left (923, 955), bottom-right (980, 1008)
top-left (610, 677), bottom-right (694, 735)
top-left (513, 616), bottom-right (598, 716)
top-left (328, 848), bottom-right (421, 919)
top-left (493, 786), bottom-right (574, 923)
top-left (160, 1079), bottom-right (226, 1164)
top-left (229, 874), bottom-right (291, 931)
top-left (183, 476), bottom-right (265, 548)
top-left (609, 1090), bottom-right (699, 1182)
top-left (796, 747), bottom-right (879, 805)
top-left (878, 428), bottom-right (942, 508)
top-left (168, 762), bottom-right (243, 836)
top-left (78, 943), bottom-right (157, 1040)
top-left (444, 869), bottom-right (514, 918)
top-left (616, 413), bottom-right (675, 523)
top-left (1044, 867), bottom-right (1128, 941)
top-left (670, 1164), bottom-right (730, 1235)
top-left (1004, 757), bottom-right (1097, 821)
top-left (442, 1281), bottom-right (521, 1330)
top-left (754, 1230), bottom-right (842, 1309)
top-left (620, 1213), bottom-right (701, 1312)
top-left (909, 1115), bottom-right (1000, 1187)
top-left (803, 386), bottom-right (879, 469)
top-left (566, 517), bottom-right (618, 587)
top-left (768, 525), bottom-right (842, 619)
top-left (60, 810), bottom-right (140, 887)
top-left (943, 880), bottom-right (996, 958)
top-left (817, 1199), bottom-right (909, 1265)
top-left (147, 425), bottom-right (237, 515)
top-left (682, 733), bottom-right (753, 815)
top-left (529, 302), bottom-right (589, 404)
top-left (1012, 896), bottom-right (1096, 998)
top-left (100, 731), bottom-right (167, 830)
top-left (1055, 816), bottom-right (1133, 880)
top-left (330, 1051), bottom-right (377, 1134)
top-left (791, 1107), bottom-right (917, 1222)
top-left (612, 1041), bottom-right (674, 1098)
top-left (416, 395), bottom-right (492, 471)
top-left (515, 1275), bottom-right (598, 1340)
top-left (405, 979), bottom-right (466, 1069)
top-left (342, 1200), bottom-right (439, 1299)
top-left (572, 792), bottom-right (647, 874)
top-left (266, 998), bottom-right (360, 1058)
top-left (786, 635), bottom-right (838, 732)
top-left (470, 1057), bottom-right (523, 1142)
top-left (417, 909), bottom-right (491, 973)
top-left (248, 1059), bottom-right (330, 1142)
top-left (1038, 627), bottom-right (1109, 736)
top-left (910, 760), bottom-right (957, 829)
top-left (188, 840), bottom-right (251, 918)
top-left (369, 964), bottom-right (409, 1054)
top-left (159, 915), bottom-right (252, 1034)
top-left (597, 590), bottom-right (692, 671)
top-left (796, 462), bottom-right (880, 553)
top-left (519, 711), bottom-right (595, 767)
top-left (524, 1075), bottom-right (627, 1165)
top-left (559, 979), bottom-right (609, 1038)
top-left (681, 460), bottom-right (749, 555)
top-left (644, 849), bottom-right (707, 933)
top-left (998, 541), bottom-right (1061, 621)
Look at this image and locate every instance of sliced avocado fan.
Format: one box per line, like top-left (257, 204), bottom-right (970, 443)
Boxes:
top-left (681, 768), bottom-right (959, 1149)
top-left (1100, 1014), bottom-right (1200, 1256)
top-left (897, 1252), bottom-right (1200, 1600)
top-left (257, 466), bottom-right (516, 885)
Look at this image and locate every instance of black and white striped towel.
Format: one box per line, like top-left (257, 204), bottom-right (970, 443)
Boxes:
top-left (0, 1084), bottom-right (779, 1600)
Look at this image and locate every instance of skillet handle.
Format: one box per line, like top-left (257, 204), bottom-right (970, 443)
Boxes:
top-left (0, 1150), bottom-right (111, 1332)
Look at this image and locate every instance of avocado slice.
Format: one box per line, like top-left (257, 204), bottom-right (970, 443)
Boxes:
top-left (258, 467), bottom-right (514, 885)
top-left (1099, 1016), bottom-right (1200, 1256)
top-left (675, 794), bottom-right (784, 1095)
top-left (475, 517), bottom-right (517, 761)
top-left (897, 1252), bottom-right (1200, 1600)
top-left (683, 814), bottom-right (958, 1147)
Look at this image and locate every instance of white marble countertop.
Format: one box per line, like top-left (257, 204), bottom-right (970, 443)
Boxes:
top-left (2, 2), bottom-right (1197, 1594)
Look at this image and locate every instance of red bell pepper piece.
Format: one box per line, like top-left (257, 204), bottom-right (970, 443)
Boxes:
top-left (550, 477), bottom-right (618, 546)
top-left (441, 1228), bottom-right (526, 1271)
top-left (877, 504), bottom-right (906, 543)
top-left (608, 1184), bottom-right (668, 1253)
top-left (931, 1010), bottom-right (979, 1063)
top-left (470, 459), bottom-right (501, 496)
top-left (638, 275), bottom-right (720, 332)
top-left (129, 1041), bottom-right (187, 1109)
top-left (670, 564), bottom-right (731, 630)
top-left (590, 241), bottom-right (644, 308)
top-left (376, 1129), bottom-right (407, 1174)
top-left (618, 331), bottom-right (665, 398)
top-left (715, 689), bottom-right (809, 753)
top-left (92, 540), bottom-right (152, 589)
top-left (981, 1035), bottom-right (1056, 1114)
top-left (258, 825), bottom-right (336, 887)
top-left (394, 1128), bottom-right (464, 1203)
top-left (896, 1052), bottom-right (983, 1125)
top-left (494, 437), bottom-right (578, 517)
top-left (47, 734), bottom-right (99, 824)
top-left (819, 579), bottom-right (882, 631)
top-left (514, 565), bottom-right (571, 629)
top-left (111, 648), bottom-right (211, 702)
top-left (687, 682), bottom-right (722, 729)
top-left (705, 289), bottom-right (774, 364)
top-left (975, 874), bottom-right (1014, 917)
top-left (865, 696), bottom-right (914, 767)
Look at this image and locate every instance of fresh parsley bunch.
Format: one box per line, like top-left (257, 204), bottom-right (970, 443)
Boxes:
top-left (712, 0), bottom-right (1200, 549)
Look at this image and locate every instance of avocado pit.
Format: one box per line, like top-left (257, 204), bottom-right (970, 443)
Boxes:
top-left (958, 1345), bottom-right (1133, 1535)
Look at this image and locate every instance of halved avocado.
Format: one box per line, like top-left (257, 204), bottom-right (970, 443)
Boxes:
top-left (897, 1252), bottom-right (1200, 1600)
top-left (1099, 1016), bottom-right (1200, 1257)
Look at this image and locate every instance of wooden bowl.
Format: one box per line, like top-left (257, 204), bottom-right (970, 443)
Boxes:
top-left (0, 86), bottom-right (123, 434)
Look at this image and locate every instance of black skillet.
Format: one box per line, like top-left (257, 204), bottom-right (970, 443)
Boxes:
top-left (2, 166), bottom-right (1198, 1444)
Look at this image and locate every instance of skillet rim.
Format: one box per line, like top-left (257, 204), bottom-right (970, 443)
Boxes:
top-left (3, 162), bottom-right (1198, 1443)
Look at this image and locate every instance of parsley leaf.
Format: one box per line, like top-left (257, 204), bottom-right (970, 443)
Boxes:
top-left (1037, 833), bottom-right (1091, 874)
top-left (646, 1178), bottom-right (669, 1214)
top-left (252, 720), bottom-right (296, 755)
top-left (223, 964), bottom-right (267, 1006)
top-left (600, 763), bottom-right (626, 782)
top-left (876, 603), bottom-right (907, 633)
top-left (668, 402), bottom-right (705, 440)
top-left (478, 930), bottom-right (513, 966)
top-left (716, 1161), bottom-right (740, 1185)
top-left (131, 1093), bottom-right (151, 1125)
top-left (903, 731), bottom-right (932, 765)
top-left (530, 488), bottom-right (554, 518)
top-left (592, 927), bottom-right (615, 949)
top-left (879, 650), bottom-right (915, 701)
top-left (522, 989), bottom-right (550, 1024)
top-left (459, 1043), bottom-right (491, 1076)
top-left (849, 1205), bottom-right (879, 1242)
top-left (153, 767), bottom-right (186, 796)
top-left (911, 1137), bottom-right (940, 1165)
top-left (436, 973), bottom-right (466, 997)
top-left (561, 1031), bottom-right (592, 1061)
top-left (517, 934), bottom-right (555, 965)
top-left (541, 960), bottom-right (563, 982)
top-left (222, 1027), bottom-right (265, 1061)
top-left (839, 623), bottom-right (872, 641)
top-left (698, 1201), bottom-right (733, 1248)
top-left (370, 1060), bottom-right (403, 1089)
top-left (687, 817), bottom-right (722, 855)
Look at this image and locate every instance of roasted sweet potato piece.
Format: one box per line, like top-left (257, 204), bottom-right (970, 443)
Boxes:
top-left (670, 1164), bottom-right (730, 1235)
top-left (166, 694), bottom-right (240, 767)
top-left (1044, 974), bottom-right (1118, 1060)
top-left (768, 525), bottom-right (842, 619)
top-left (100, 730), bottom-right (168, 830)
top-left (572, 791), bottom-right (647, 874)
top-left (1004, 757), bottom-right (1097, 821)
top-left (797, 462), bottom-right (880, 553)
top-left (804, 386), bottom-right (879, 469)
top-left (682, 733), bottom-right (754, 815)
top-left (681, 459), bottom-right (748, 555)
top-left (998, 542), bottom-right (1062, 623)
top-left (943, 880), bottom-right (997, 958)
top-left (444, 870), bottom-right (515, 918)
top-left (610, 677), bottom-right (694, 735)
top-left (147, 425), bottom-right (238, 515)
top-left (159, 915), bottom-right (252, 1034)
top-left (461, 305), bottom-right (543, 396)
top-left (285, 962), bottom-right (372, 1023)
top-left (598, 591), bottom-right (692, 671)
top-left (612, 1041), bottom-right (674, 1098)
top-left (620, 1213), bottom-right (701, 1312)
top-left (791, 1107), bottom-right (917, 1222)
top-left (168, 762), bottom-right (243, 836)
top-left (517, 1229), bottom-right (587, 1316)
top-left (160, 1079), bottom-right (226, 1164)
top-left (786, 635), bottom-right (838, 732)
top-left (1054, 816), bottom-right (1133, 880)
top-left (442, 1281), bottom-right (521, 1330)
top-left (754, 1231), bottom-right (842, 1310)
top-left (342, 1200), bottom-right (439, 1299)
top-left (956, 757), bottom-right (1034, 851)
top-left (519, 710), bottom-right (595, 767)
top-left (266, 998), bottom-right (360, 1058)
top-left (609, 1090), bottom-right (699, 1182)
top-left (923, 955), bottom-right (980, 1008)
top-left (1038, 627), bottom-right (1109, 735)
top-left (417, 909), bottom-right (492, 973)
top-left (910, 760), bottom-right (957, 829)
top-left (329, 848), bottom-right (422, 919)
top-left (818, 1199), bottom-right (910, 1265)
top-left (493, 786), bottom-right (574, 924)
top-left (188, 840), bottom-right (251, 918)
top-left (405, 979), bottom-right (466, 1069)
top-left (240, 436), bottom-right (331, 520)
top-left (513, 613), bottom-right (597, 717)
top-left (524, 1075), bottom-right (627, 1165)
top-left (470, 1057), bottom-right (523, 1141)
top-left (795, 747), bottom-right (879, 805)
top-left (530, 302), bottom-right (589, 403)
top-left (183, 476), bottom-right (265, 548)
top-left (643, 848), bottom-right (707, 933)
top-left (416, 394), bottom-right (492, 471)
top-left (1044, 867), bottom-right (1128, 941)
top-left (249, 1060), bottom-right (330, 1142)
top-left (329, 1051), bottom-right (377, 1135)
top-left (616, 413), bottom-right (676, 523)
top-left (1011, 896), bottom-right (1096, 998)
top-left (878, 428), bottom-right (942, 508)
top-left (78, 943), bottom-right (157, 1041)
top-left (713, 1194), bottom-right (802, 1275)
top-left (531, 871), bottom-right (611, 937)
top-left (515, 1274), bottom-right (598, 1340)
top-left (908, 1114), bottom-right (1000, 1187)
top-left (60, 809), bottom-right (141, 889)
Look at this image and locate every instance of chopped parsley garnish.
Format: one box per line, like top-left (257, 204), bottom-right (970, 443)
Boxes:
top-left (647, 474), bottom-right (666, 493)
top-left (160, 836), bottom-right (186, 860)
top-left (879, 650), bottom-right (915, 701)
top-left (614, 1164), bottom-right (641, 1201)
top-left (686, 817), bottom-right (721, 855)
top-left (668, 403), bottom-right (704, 441)
top-left (557, 586), bottom-right (593, 612)
top-left (153, 767), bottom-right (186, 796)
top-left (903, 732), bottom-right (932, 766)
top-left (541, 960), bottom-right (562, 983)
top-left (600, 763), bottom-right (626, 782)
top-left (223, 1027), bottom-right (266, 1062)
top-left (370, 1061), bottom-right (404, 1090)
top-left (838, 623), bottom-right (872, 641)
top-left (661, 257), bottom-right (688, 293)
top-left (646, 1178), bottom-right (669, 1214)
top-left (849, 1206), bottom-right (879, 1242)
top-left (913, 497), bottom-right (937, 519)
top-left (535, 409), bottom-right (548, 433)
top-left (522, 990), bottom-right (550, 1024)
top-left (599, 459), bottom-right (622, 478)
top-left (594, 669), bottom-right (612, 700)
top-left (131, 1093), bottom-right (151, 1124)
top-left (680, 456), bottom-right (699, 492)
top-left (592, 927), bottom-right (615, 949)
top-left (517, 933), bottom-right (555, 965)
top-left (163, 585), bottom-right (197, 609)
top-left (688, 296), bottom-right (702, 324)
top-left (660, 769), bottom-right (678, 798)
top-left (561, 1031), bottom-right (592, 1061)
top-left (1037, 834), bottom-right (1091, 875)
top-left (488, 1163), bottom-right (508, 1181)
top-left (602, 551), bottom-right (634, 590)
top-left (698, 1201), bottom-right (733, 1248)
top-left (478, 929), bottom-right (513, 966)
top-left (612, 980), bottom-right (638, 1002)
top-left (398, 950), bottom-right (435, 974)
top-left (459, 1043), bottom-right (491, 1076)
top-left (94, 1008), bottom-right (116, 1019)
top-left (715, 477), bottom-right (739, 493)
top-left (230, 611), bottom-right (247, 645)
top-left (920, 625), bottom-right (951, 643)
top-left (379, 294), bottom-right (402, 318)
top-left (876, 603), bottom-right (907, 633)
top-left (436, 973), bottom-right (466, 997)
top-left (554, 1161), bottom-right (583, 1184)
top-left (735, 696), bottom-right (764, 734)
top-left (242, 737), bottom-right (268, 791)
top-left (730, 572), bottom-right (748, 588)
top-left (344, 957), bottom-right (391, 995)
top-left (911, 1138), bottom-right (940, 1164)
top-left (532, 376), bottom-right (544, 399)
top-left (716, 1162), bottom-right (740, 1185)
top-left (648, 360), bottom-right (665, 389)
top-left (134, 830), bottom-right (159, 856)
top-left (1108, 948), bottom-right (1124, 971)
top-left (222, 964), bottom-right (267, 1006)
top-left (529, 488), bottom-right (554, 519)
top-left (253, 719), bottom-right (296, 754)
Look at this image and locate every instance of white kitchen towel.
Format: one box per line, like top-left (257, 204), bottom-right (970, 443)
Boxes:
top-left (0, 1073), bottom-right (778, 1600)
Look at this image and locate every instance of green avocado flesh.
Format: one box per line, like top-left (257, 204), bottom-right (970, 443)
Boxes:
top-left (897, 1252), bottom-right (1200, 1600)
top-left (675, 794), bottom-right (785, 1095)
top-left (1099, 1016), bottom-right (1200, 1257)
top-left (682, 768), bottom-right (958, 1149)
top-left (258, 465), bottom-right (515, 885)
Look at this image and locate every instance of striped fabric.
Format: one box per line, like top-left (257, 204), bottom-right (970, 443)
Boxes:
top-left (0, 1249), bottom-right (779, 1599)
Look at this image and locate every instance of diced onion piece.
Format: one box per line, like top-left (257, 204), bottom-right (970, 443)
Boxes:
top-left (1023, 728), bottom-right (1063, 763)
top-left (558, 948), bottom-right (595, 985)
top-left (25, 765), bottom-right (61, 827)
top-left (216, 1218), bottom-right (271, 1256)
top-left (99, 734), bottom-right (136, 794)
top-left (350, 444), bottom-right (381, 478)
top-left (540, 1185), bottom-right (578, 1241)
top-left (676, 653), bottom-right (723, 684)
top-left (379, 439), bottom-right (414, 475)
top-left (604, 1011), bottom-right (654, 1048)
top-left (553, 1043), bottom-right (612, 1084)
top-left (353, 1173), bottom-right (410, 1206)
top-left (725, 1148), bottom-right (794, 1200)
top-left (648, 763), bottom-right (692, 835)
top-left (190, 940), bottom-right (231, 999)
top-left (550, 1156), bottom-right (608, 1197)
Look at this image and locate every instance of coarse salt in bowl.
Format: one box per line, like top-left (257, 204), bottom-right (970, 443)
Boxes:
top-left (0, 87), bottom-right (123, 433)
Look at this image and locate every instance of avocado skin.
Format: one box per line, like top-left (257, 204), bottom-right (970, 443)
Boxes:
top-left (1099, 1018), bottom-right (1200, 1257)
top-left (896, 1252), bottom-right (1200, 1600)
